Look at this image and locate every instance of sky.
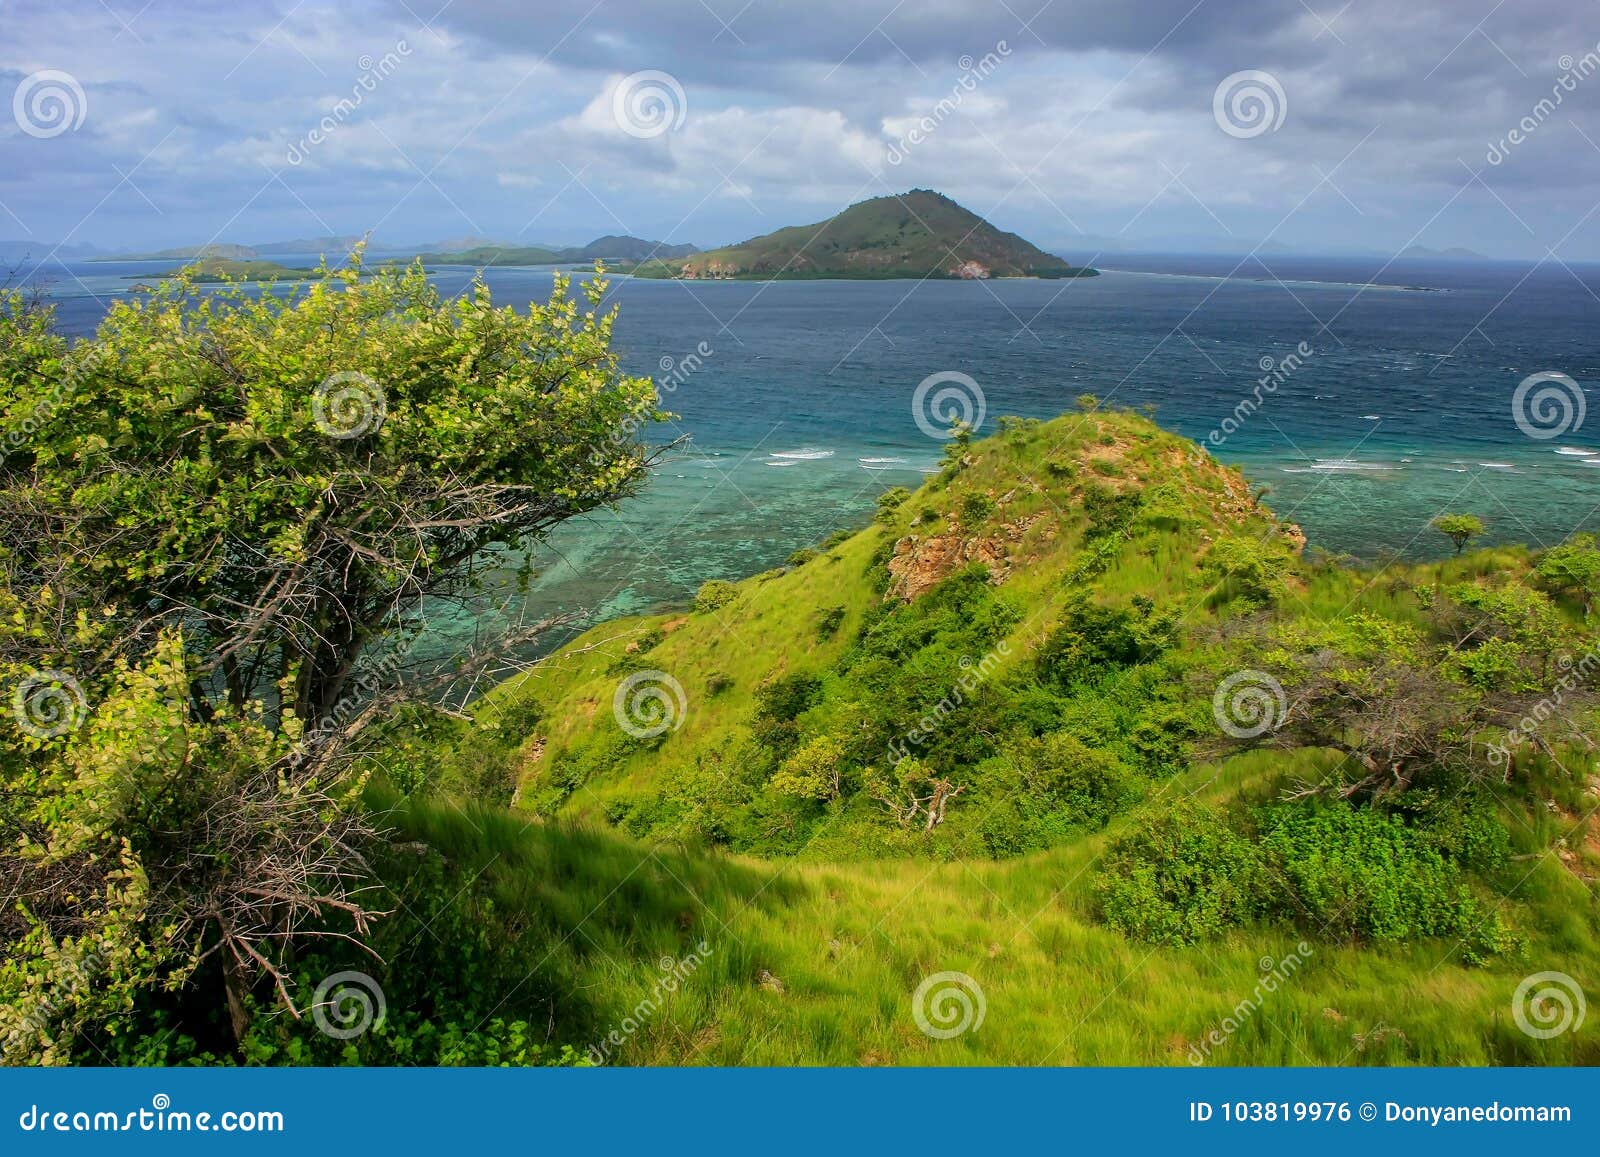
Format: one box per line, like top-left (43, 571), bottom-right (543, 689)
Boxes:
top-left (3, 0), bottom-right (1600, 259)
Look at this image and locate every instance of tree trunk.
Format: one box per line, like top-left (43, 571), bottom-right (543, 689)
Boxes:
top-left (221, 946), bottom-right (252, 1047)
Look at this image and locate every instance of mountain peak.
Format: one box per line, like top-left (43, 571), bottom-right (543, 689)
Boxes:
top-left (634, 191), bottom-right (1096, 281)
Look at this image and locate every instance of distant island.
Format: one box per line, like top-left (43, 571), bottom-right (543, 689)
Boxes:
top-left (1400, 244), bottom-right (1491, 261)
top-left (104, 243), bottom-right (263, 262)
top-left (629, 189), bottom-right (1098, 281)
top-left (98, 235), bottom-right (701, 271)
top-left (414, 235), bottom-right (700, 267)
top-left (122, 256), bottom-right (314, 283)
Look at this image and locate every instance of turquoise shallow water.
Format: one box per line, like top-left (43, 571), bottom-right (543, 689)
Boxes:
top-left (28, 251), bottom-right (1600, 649)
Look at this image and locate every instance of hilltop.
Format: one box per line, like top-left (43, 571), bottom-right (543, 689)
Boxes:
top-left (630, 190), bottom-right (1097, 280)
top-left (356, 403), bottom-right (1600, 1064)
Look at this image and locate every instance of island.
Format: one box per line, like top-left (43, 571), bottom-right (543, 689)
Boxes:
top-left (627, 189), bottom-right (1098, 280)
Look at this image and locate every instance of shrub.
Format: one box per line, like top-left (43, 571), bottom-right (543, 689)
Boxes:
top-left (770, 735), bottom-right (845, 801)
top-left (693, 580), bottom-right (739, 614)
top-left (961, 492), bottom-right (996, 522)
top-left (1257, 801), bottom-right (1508, 950)
top-left (978, 733), bottom-right (1143, 856)
top-left (1204, 535), bottom-right (1289, 603)
top-left (1096, 802), bottom-right (1268, 944)
top-left (816, 606), bottom-right (847, 639)
top-left (875, 487), bottom-right (912, 523)
top-left (751, 672), bottom-right (824, 753)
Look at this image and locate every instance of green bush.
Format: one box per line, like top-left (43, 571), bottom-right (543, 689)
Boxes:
top-left (961, 492), bottom-right (996, 523)
top-left (978, 733), bottom-right (1143, 856)
top-left (1096, 803), bottom-right (1269, 944)
top-left (1257, 801), bottom-right (1504, 948)
top-left (693, 579), bottom-right (740, 614)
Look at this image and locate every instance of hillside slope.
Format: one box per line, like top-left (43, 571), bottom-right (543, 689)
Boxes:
top-left (631, 190), bottom-right (1096, 280)
top-left (354, 405), bottom-right (1600, 1066)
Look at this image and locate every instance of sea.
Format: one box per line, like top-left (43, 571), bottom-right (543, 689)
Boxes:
top-left (21, 251), bottom-right (1600, 651)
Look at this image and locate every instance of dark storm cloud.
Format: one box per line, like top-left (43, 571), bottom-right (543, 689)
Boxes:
top-left (396, 0), bottom-right (1303, 81)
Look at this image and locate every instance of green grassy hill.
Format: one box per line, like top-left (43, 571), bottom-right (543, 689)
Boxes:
top-left (121, 256), bottom-right (315, 283)
top-left (331, 404), bottom-right (1600, 1066)
top-left (630, 190), bottom-right (1096, 280)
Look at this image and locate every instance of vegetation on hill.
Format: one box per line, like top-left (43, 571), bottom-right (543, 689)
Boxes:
top-left (0, 258), bottom-right (662, 1062)
top-left (413, 235), bottom-right (698, 268)
top-left (340, 403), bottom-right (1600, 1064)
top-left (98, 243), bottom-right (260, 261)
top-left (121, 256), bottom-right (314, 283)
top-left (630, 190), bottom-right (1097, 280)
top-left (4, 261), bottom-right (1599, 1068)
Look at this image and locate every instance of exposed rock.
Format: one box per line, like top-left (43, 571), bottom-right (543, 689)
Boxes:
top-left (884, 514), bottom-right (1039, 601)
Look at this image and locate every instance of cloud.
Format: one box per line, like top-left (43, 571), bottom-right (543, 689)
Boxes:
top-left (2, 0), bottom-right (1599, 258)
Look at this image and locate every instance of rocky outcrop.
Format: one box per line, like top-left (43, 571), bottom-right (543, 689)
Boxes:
top-left (884, 513), bottom-right (1040, 601)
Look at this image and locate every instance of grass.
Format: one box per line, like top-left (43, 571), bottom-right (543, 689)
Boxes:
top-left (365, 406), bottom-right (1600, 1066)
top-left (381, 759), bottom-right (1600, 1065)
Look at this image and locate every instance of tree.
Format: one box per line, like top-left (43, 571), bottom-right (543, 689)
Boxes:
top-left (2, 258), bottom-right (658, 746)
top-left (1432, 513), bottom-right (1484, 556)
top-left (770, 735), bottom-right (845, 801)
top-left (0, 257), bottom-right (663, 1053)
top-left (1213, 604), bottom-right (1594, 798)
top-left (1535, 533), bottom-right (1600, 616)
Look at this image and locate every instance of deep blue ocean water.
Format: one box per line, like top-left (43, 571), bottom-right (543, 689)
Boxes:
top-left (23, 251), bottom-right (1600, 643)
